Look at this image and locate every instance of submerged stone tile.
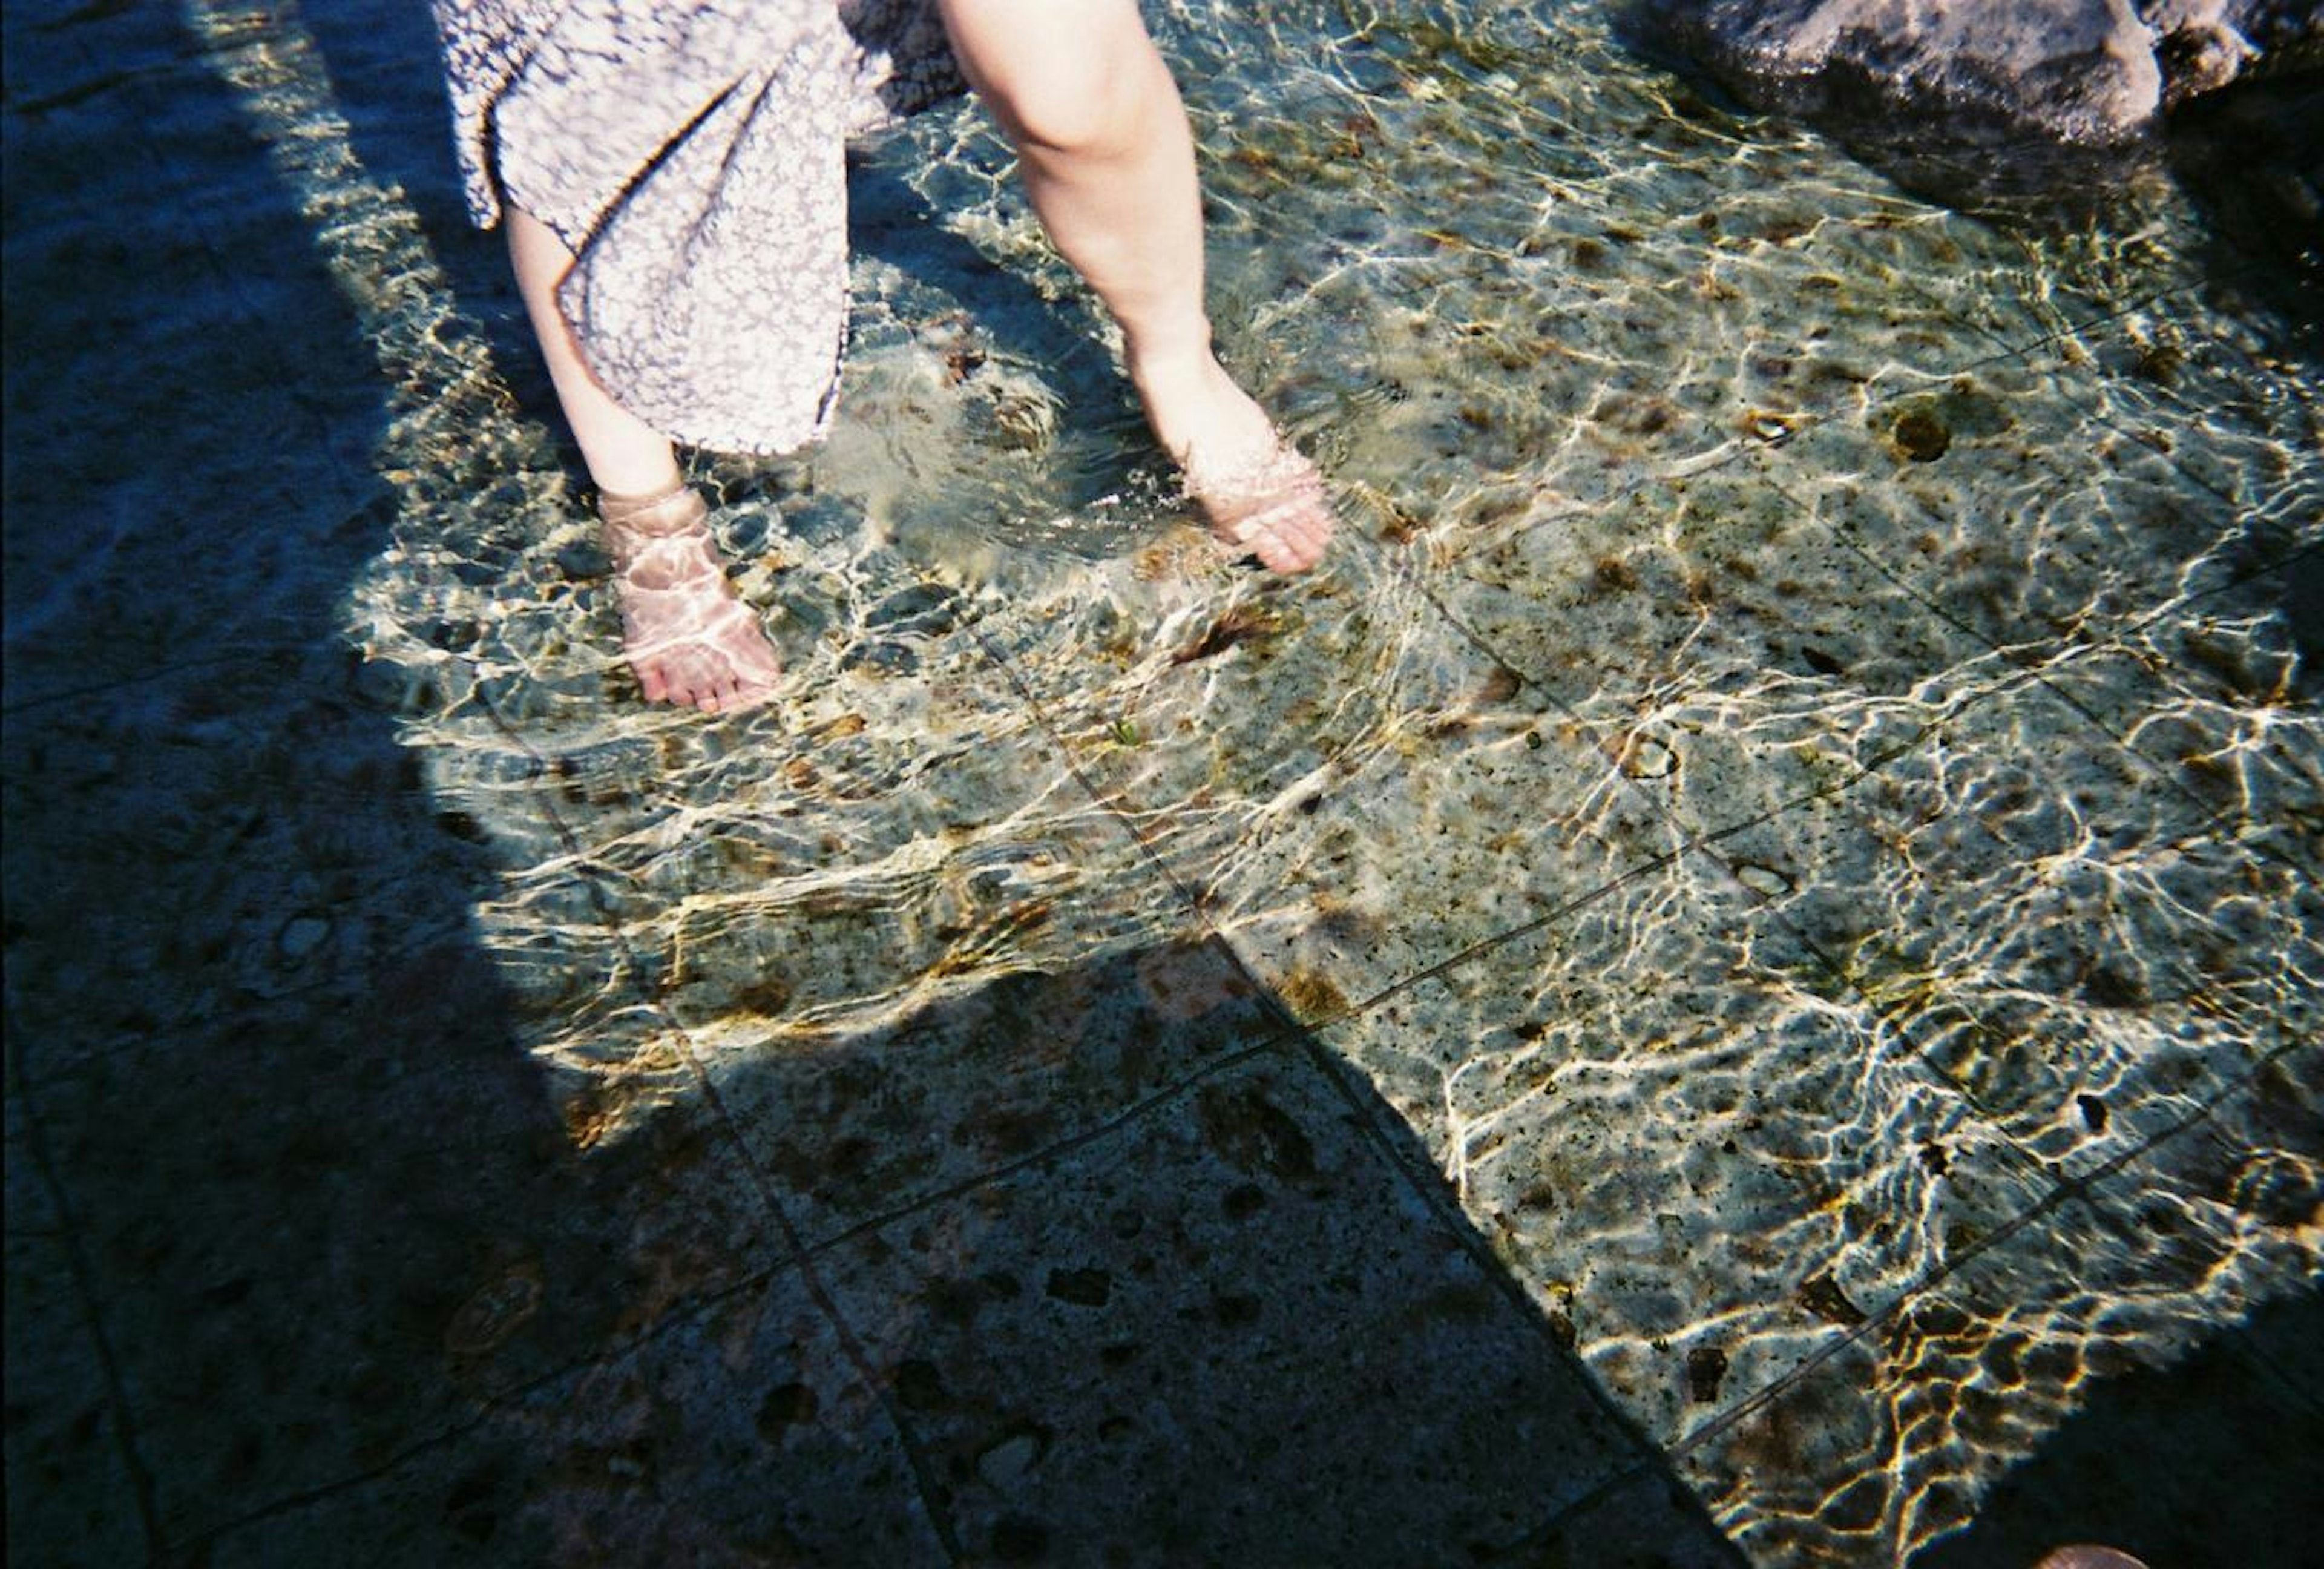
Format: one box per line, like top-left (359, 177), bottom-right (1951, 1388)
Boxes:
top-left (1703, 688), bottom-right (2320, 1177)
top-left (2089, 1046), bottom-right (2324, 1313)
top-left (707, 934), bottom-right (1284, 1249)
top-left (1187, 79), bottom-right (1784, 528)
top-left (1183, 697), bottom-right (1683, 1024)
top-left (451, 614), bottom-right (1203, 1044)
top-left (1573, 165), bottom-right (2029, 418)
top-left (633, 784), bottom-right (1190, 1044)
top-left (1861, 185), bottom-right (2223, 355)
top-left (1271, 238), bottom-right (1749, 525)
top-left (1906, 1286), bottom-right (2324, 1569)
top-left (1681, 1062), bottom-right (2324, 1566)
top-left (2, 179), bottom-right (392, 703)
top-left (24, 991), bottom-right (781, 1542)
top-left (1017, 544), bottom-right (1477, 811)
top-left (1430, 456), bottom-right (2019, 847)
top-left (1435, 452), bottom-right (2010, 720)
top-left (813, 1048), bottom-right (1643, 1565)
top-left (2021, 568), bottom-right (2324, 840)
top-left (9, 4), bottom-right (2317, 1565)
top-left (1313, 849), bottom-right (2050, 1452)
top-left (2060, 295), bottom-right (2324, 530)
top-left (997, 559), bottom-right (1687, 1020)
top-left (1763, 332), bottom-right (2318, 667)
top-left (199, 1269), bottom-right (949, 1567)
top-left (1665, 1197), bottom-right (2105, 1564)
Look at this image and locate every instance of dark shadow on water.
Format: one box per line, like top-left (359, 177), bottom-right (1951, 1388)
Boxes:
top-left (3, 0), bottom-right (576, 1557)
top-left (2162, 67), bottom-right (2324, 363)
top-left (232, 934), bottom-right (1742, 1566)
top-left (1909, 1286), bottom-right (2324, 1569)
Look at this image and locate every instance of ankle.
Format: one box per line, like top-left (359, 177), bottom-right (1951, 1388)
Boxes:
top-left (1121, 315), bottom-right (1216, 383)
top-left (598, 482), bottom-right (705, 540)
top-left (588, 452), bottom-right (684, 502)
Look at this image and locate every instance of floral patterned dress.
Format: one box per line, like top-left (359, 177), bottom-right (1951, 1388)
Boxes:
top-left (430, 0), bottom-right (962, 455)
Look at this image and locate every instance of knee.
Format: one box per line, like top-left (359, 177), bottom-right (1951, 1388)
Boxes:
top-left (974, 36), bottom-right (1157, 156)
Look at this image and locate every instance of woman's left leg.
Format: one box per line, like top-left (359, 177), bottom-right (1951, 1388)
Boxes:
top-left (935, 0), bottom-right (1334, 572)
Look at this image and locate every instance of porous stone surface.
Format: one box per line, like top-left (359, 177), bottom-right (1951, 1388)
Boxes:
top-left (5, 0), bottom-right (2319, 1565)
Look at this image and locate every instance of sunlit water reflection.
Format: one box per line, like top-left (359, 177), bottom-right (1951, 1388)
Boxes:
top-left (35, 0), bottom-right (2322, 1558)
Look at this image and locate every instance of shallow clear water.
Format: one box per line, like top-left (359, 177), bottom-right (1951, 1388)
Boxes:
top-left (5, 0), bottom-right (2320, 1563)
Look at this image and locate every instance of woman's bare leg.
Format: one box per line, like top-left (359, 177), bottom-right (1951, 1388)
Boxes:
top-left (936, 0), bottom-right (1334, 572)
top-left (507, 207), bottom-right (683, 496)
top-left (505, 208), bottom-right (781, 711)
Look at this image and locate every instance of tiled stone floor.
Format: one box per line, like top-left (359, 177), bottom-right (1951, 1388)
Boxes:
top-left (5, 1), bottom-right (2319, 1565)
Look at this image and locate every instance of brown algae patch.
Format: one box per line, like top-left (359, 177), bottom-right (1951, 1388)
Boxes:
top-left (1891, 407), bottom-right (1952, 461)
top-left (1280, 965), bottom-right (1351, 1021)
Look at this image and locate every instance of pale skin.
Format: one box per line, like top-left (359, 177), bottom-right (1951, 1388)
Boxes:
top-left (508, 0), bottom-right (1335, 714)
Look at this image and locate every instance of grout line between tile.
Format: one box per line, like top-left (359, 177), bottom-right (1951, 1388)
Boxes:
top-left (167, 1260), bottom-right (789, 1556)
top-left (467, 689), bottom-right (969, 1565)
top-left (1, 995), bottom-right (165, 1562)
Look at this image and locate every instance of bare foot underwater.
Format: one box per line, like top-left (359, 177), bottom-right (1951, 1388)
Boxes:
top-left (1131, 338), bottom-right (1334, 573)
top-left (597, 482), bottom-right (783, 714)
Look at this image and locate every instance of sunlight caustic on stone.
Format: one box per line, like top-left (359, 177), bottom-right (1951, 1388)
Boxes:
top-left (3, 0), bottom-right (2311, 1561)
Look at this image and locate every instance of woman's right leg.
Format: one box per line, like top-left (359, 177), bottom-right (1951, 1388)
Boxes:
top-left (506, 208), bottom-right (683, 496)
top-left (505, 208), bottom-right (781, 712)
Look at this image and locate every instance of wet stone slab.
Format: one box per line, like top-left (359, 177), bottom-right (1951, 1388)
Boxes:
top-left (1907, 1284), bottom-right (2324, 1569)
top-left (1702, 688), bottom-right (2322, 1178)
top-left (982, 549), bottom-right (1696, 1023)
top-left (396, 581), bottom-right (1210, 1045)
top-left (625, 768), bottom-right (1197, 1045)
top-left (2093, 1046), bottom-right (2324, 1312)
top-left (196, 1269), bottom-right (951, 1568)
top-left (1428, 449), bottom-right (2016, 732)
top-left (1678, 1058), bottom-right (2324, 1566)
top-left (21, 992), bottom-right (784, 1544)
top-left (1313, 846), bottom-right (2055, 1455)
top-left (1765, 344), bottom-right (2320, 659)
top-left (2021, 562), bottom-right (2324, 840)
top-left (813, 1046), bottom-right (1652, 1565)
top-left (2061, 297), bottom-right (2324, 529)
